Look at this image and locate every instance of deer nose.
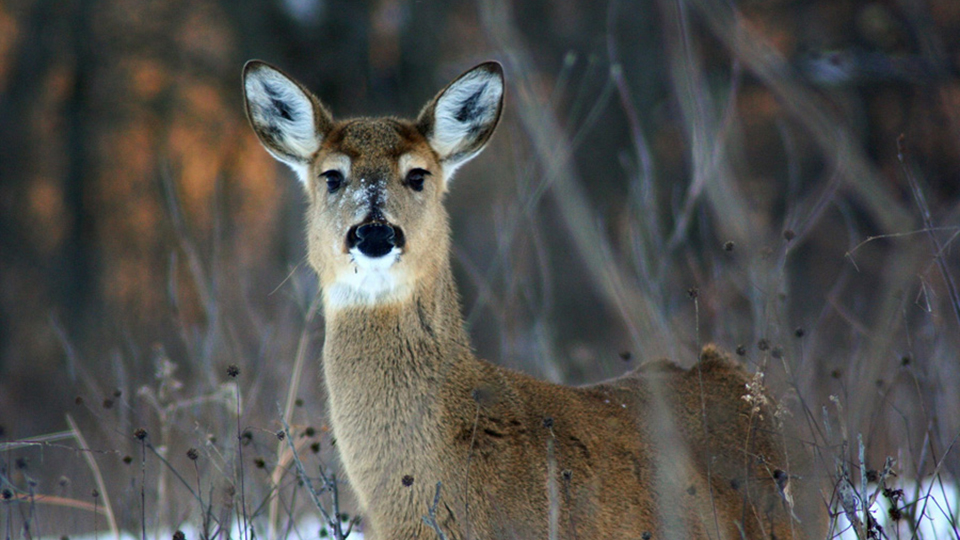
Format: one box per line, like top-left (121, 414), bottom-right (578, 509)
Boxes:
top-left (348, 222), bottom-right (404, 258)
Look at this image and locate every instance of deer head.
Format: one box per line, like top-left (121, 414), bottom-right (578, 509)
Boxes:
top-left (242, 61), bottom-right (504, 310)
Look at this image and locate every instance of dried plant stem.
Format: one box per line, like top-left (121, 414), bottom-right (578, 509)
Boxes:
top-left (858, 434), bottom-right (868, 533)
top-left (422, 482), bottom-right (449, 540)
top-left (464, 401), bottom-right (481, 539)
top-left (65, 414), bottom-right (119, 540)
top-left (278, 408), bottom-right (347, 540)
top-left (547, 437), bottom-right (559, 540)
top-left (0, 430), bottom-right (74, 452)
top-left (5, 493), bottom-right (111, 514)
top-left (139, 436), bottom-right (147, 540)
top-left (915, 429), bottom-right (960, 536)
top-left (691, 293), bottom-right (722, 538)
top-left (897, 135), bottom-right (960, 330)
top-left (234, 379), bottom-right (249, 540)
top-left (268, 296), bottom-right (320, 540)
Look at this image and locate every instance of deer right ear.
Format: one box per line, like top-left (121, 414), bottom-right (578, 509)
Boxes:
top-left (417, 62), bottom-right (504, 182)
top-left (243, 60), bottom-right (333, 183)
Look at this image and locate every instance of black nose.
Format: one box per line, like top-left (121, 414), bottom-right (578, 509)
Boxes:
top-left (348, 222), bottom-right (402, 258)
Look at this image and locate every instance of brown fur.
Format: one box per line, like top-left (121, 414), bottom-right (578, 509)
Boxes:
top-left (243, 60), bottom-right (825, 539)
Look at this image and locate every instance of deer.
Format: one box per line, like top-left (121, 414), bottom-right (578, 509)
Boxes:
top-left (242, 60), bottom-right (824, 539)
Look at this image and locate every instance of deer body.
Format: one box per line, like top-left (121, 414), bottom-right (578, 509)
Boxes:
top-left (243, 61), bottom-right (822, 539)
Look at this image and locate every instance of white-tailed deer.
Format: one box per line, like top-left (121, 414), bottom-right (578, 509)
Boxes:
top-left (243, 60), bottom-right (824, 539)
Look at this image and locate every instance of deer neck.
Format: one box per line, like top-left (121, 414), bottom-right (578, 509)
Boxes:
top-left (319, 261), bottom-right (473, 516)
top-left (320, 259), bottom-right (472, 437)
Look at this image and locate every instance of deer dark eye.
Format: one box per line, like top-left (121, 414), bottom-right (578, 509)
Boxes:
top-left (321, 170), bottom-right (344, 193)
top-left (405, 168), bottom-right (429, 192)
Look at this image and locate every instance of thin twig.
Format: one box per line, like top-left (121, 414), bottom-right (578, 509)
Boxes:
top-left (139, 434), bottom-right (146, 540)
top-left (233, 375), bottom-right (249, 540)
top-left (843, 228), bottom-right (958, 272)
top-left (268, 292), bottom-right (320, 540)
top-left (3, 493), bottom-right (110, 515)
top-left (547, 437), bottom-right (559, 540)
top-left (897, 134), bottom-right (960, 330)
top-left (277, 406), bottom-right (346, 540)
top-left (0, 431), bottom-right (75, 452)
top-left (422, 482), bottom-right (449, 540)
top-left (65, 415), bottom-right (119, 540)
top-left (464, 401), bottom-right (481, 538)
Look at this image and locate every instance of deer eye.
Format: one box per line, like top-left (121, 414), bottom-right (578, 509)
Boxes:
top-left (321, 170), bottom-right (344, 193)
top-left (405, 168), bottom-right (429, 192)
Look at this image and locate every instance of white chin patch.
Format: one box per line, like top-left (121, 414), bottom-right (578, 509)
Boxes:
top-left (324, 247), bottom-right (411, 308)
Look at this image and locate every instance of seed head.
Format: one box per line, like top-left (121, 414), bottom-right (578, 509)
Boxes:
top-left (687, 287), bottom-right (699, 299)
top-left (723, 241), bottom-right (735, 252)
top-left (276, 430), bottom-right (285, 441)
top-left (794, 327), bottom-right (805, 338)
top-left (783, 229), bottom-right (796, 241)
top-left (227, 364), bottom-right (240, 378)
top-left (889, 505), bottom-right (902, 522)
top-left (186, 448), bottom-right (199, 461)
top-left (134, 428), bottom-right (148, 440)
top-left (773, 469), bottom-right (788, 487)
top-left (402, 475), bottom-right (414, 487)
top-left (757, 339), bottom-right (770, 352)
top-left (122, 455), bottom-right (133, 465)
top-left (735, 344), bottom-right (747, 356)
top-left (542, 417), bottom-right (555, 429)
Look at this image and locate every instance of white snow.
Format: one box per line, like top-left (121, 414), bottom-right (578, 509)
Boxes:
top-left (834, 479), bottom-right (959, 539)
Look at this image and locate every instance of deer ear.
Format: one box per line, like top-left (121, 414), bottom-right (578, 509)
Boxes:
top-left (416, 62), bottom-right (504, 181)
top-left (243, 60), bottom-right (333, 183)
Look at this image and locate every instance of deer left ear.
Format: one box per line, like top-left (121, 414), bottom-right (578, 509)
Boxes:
top-left (416, 62), bottom-right (504, 182)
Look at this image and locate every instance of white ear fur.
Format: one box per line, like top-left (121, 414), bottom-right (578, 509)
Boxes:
top-left (243, 61), bottom-right (327, 183)
top-left (421, 62), bottom-right (504, 181)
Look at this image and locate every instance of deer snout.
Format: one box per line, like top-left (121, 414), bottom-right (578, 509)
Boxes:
top-left (347, 222), bottom-right (406, 258)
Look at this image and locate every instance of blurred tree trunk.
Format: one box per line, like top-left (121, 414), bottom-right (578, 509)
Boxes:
top-left (0, 0), bottom-right (290, 432)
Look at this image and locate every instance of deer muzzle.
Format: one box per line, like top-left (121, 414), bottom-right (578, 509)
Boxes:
top-left (347, 222), bottom-right (406, 258)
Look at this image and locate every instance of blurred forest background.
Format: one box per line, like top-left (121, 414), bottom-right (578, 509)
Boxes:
top-left (2, 0), bottom-right (960, 535)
